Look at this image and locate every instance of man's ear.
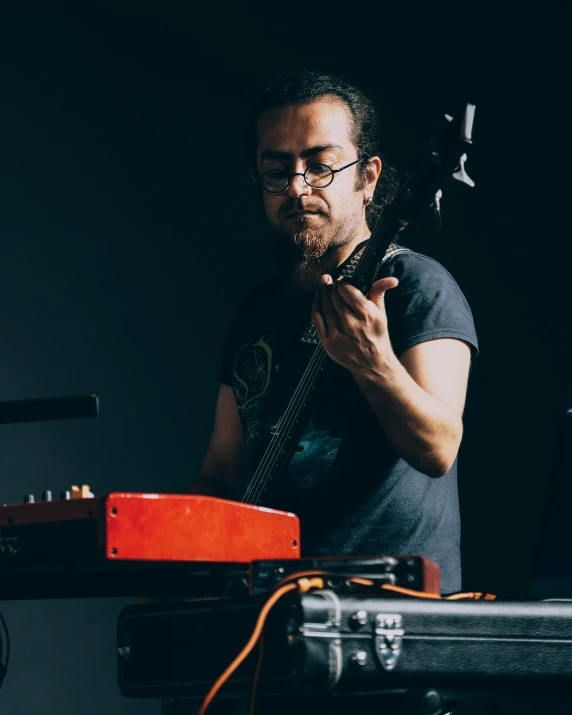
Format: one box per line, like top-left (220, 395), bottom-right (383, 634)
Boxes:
top-left (365, 156), bottom-right (382, 194)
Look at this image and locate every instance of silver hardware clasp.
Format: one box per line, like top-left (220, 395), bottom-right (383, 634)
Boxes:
top-left (375, 613), bottom-right (404, 672)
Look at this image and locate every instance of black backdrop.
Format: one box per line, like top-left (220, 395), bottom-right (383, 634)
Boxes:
top-left (0, 3), bottom-right (569, 713)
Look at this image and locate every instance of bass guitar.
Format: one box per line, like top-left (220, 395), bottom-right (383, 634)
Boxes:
top-left (240, 104), bottom-right (476, 506)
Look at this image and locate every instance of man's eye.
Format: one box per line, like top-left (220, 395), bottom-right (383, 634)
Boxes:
top-left (264, 169), bottom-right (288, 180)
top-left (308, 164), bottom-right (331, 176)
top-left (263, 167), bottom-right (287, 177)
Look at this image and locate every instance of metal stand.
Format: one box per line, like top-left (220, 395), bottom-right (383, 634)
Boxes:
top-left (0, 395), bottom-right (99, 425)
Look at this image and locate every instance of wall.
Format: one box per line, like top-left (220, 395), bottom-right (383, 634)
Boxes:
top-left (0, 3), bottom-right (568, 713)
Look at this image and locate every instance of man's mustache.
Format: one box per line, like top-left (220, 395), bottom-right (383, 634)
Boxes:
top-left (279, 199), bottom-right (327, 217)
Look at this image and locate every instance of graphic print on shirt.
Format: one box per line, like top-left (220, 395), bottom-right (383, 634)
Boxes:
top-left (285, 419), bottom-right (341, 490)
top-left (232, 334), bottom-right (278, 445)
top-left (231, 333), bottom-right (341, 482)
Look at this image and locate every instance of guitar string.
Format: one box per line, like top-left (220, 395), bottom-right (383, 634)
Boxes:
top-left (241, 147), bottom-right (433, 504)
top-left (242, 145), bottom-right (436, 503)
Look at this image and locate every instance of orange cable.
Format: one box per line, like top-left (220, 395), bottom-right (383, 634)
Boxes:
top-left (297, 577), bottom-right (325, 592)
top-left (381, 584), bottom-right (442, 599)
top-left (381, 584), bottom-right (497, 600)
top-left (271, 569), bottom-right (328, 591)
top-left (446, 591), bottom-right (497, 601)
top-left (446, 592), bottom-right (480, 600)
top-left (273, 573), bottom-right (496, 600)
top-left (197, 583), bottom-right (297, 715)
top-left (199, 567), bottom-right (497, 714)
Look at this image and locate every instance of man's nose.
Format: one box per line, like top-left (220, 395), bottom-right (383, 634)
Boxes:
top-left (286, 172), bottom-right (311, 200)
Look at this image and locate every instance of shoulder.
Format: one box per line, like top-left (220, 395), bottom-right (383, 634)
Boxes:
top-left (383, 249), bottom-right (472, 307)
top-left (382, 249), bottom-right (460, 288)
top-left (381, 249), bottom-right (478, 357)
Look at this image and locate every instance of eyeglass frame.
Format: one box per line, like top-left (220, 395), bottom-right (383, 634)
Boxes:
top-left (252, 155), bottom-right (367, 194)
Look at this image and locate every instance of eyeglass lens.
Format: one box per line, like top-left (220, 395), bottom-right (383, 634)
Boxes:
top-left (262, 164), bottom-right (333, 192)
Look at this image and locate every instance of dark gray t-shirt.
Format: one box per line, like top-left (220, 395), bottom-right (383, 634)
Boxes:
top-left (218, 250), bottom-right (478, 594)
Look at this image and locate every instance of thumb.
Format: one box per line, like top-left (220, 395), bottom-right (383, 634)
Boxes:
top-left (368, 277), bottom-right (399, 309)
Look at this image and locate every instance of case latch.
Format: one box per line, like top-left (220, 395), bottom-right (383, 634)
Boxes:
top-left (374, 613), bottom-right (404, 671)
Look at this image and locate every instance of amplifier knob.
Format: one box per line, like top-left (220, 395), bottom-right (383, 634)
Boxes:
top-left (23, 494), bottom-right (35, 503)
top-left (384, 557), bottom-right (398, 570)
top-left (41, 490), bottom-right (52, 502)
top-left (60, 491), bottom-right (71, 500)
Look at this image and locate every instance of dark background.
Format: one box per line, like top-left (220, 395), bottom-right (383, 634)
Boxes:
top-left (0, 2), bottom-right (569, 713)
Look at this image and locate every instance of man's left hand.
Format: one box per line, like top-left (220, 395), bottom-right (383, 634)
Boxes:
top-left (312, 274), bottom-right (399, 376)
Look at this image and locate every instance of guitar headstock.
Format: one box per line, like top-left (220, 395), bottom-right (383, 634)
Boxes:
top-left (395, 103), bottom-right (476, 228)
top-left (445, 103), bottom-right (476, 184)
top-left (338, 104), bottom-right (478, 298)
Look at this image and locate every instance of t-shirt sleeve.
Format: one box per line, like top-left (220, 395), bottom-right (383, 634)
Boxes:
top-left (382, 251), bottom-right (478, 358)
top-left (217, 306), bottom-right (243, 386)
top-left (216, 283), bottom-right (267, 386)
top-left (216, 277), bottom-right (282, 387)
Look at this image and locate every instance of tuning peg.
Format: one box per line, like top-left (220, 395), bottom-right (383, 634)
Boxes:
top-left (434, 189), bottom-right (443, 228)
top-left (453, 153), bottom-right (475, 187)
top-left (462, 104), bottom-right (476, 143)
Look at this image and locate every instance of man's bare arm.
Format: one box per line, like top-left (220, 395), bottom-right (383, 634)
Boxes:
top-left (186, 384), bottom-right (243, 497)
top-left (313, 276), bottom-right (472, 478)
top-left (352, 338), bottom-right (471, 477)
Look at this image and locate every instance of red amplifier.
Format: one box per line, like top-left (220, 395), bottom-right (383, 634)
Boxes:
top-left (0, 493), bottom-right (300, 599)
top-left (0, 493), bottom-right (300, 562)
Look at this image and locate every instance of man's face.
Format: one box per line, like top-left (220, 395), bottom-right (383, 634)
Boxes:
top-left (255, 98), bottom-right (367, 268)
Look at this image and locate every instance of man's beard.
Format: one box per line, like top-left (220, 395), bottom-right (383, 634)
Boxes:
top-left (272, 218), bottom-right (333, 271)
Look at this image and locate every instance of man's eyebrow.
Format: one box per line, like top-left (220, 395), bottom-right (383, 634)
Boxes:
top-left (259, 144), bottom-right (344, 162)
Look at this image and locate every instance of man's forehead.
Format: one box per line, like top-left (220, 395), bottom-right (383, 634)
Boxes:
top-left (256, 99), bottom-right (354, 159)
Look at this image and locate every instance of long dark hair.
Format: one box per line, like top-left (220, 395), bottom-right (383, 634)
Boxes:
top-left (247, 70), bottom-right (399, 229)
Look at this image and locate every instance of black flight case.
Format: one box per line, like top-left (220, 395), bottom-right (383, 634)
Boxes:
top-left (118, 590), bottom-right (572, 712)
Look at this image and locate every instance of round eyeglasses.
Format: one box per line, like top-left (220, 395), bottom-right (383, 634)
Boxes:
top-left (254, 158), bottom-right (363, 194)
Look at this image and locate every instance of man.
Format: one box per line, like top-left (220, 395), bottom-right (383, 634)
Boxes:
top-left (188, 71), bottom-right (478, 594)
